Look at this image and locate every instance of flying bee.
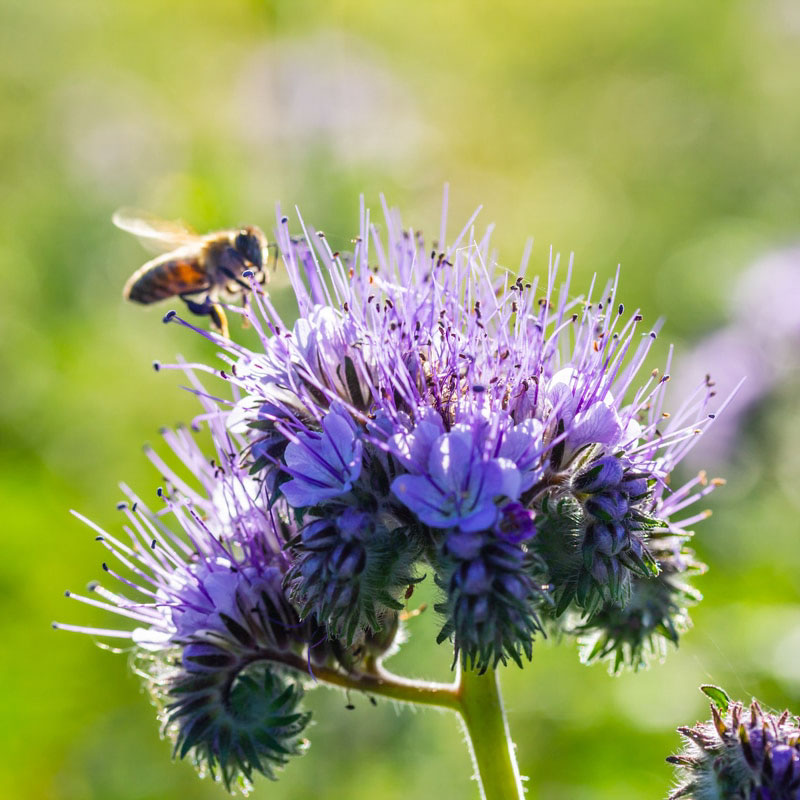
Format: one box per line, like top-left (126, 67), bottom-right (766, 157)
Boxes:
top-left (114, 208), bottom-right (270, 338)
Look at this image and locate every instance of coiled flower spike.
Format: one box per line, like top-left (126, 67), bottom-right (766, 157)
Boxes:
top-left (55, 405), bottom-right (316, 794)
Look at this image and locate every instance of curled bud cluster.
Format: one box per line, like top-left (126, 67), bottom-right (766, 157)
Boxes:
top-left (670, 687), bottom-right (800, 800)
top-left (60, 195), bottom-right (727, 792)
top-left (435, 520), bottom-right (542, 670)
top-left (156, 658), bottom-right (310, 789)
top-left (568, 454), bottom-right (659, 612)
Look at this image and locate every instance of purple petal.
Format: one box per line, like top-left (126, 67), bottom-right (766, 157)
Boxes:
top-left (568, 402), bottom-right (623, 454)
top-left (429, 429), bottom-right (476, 491)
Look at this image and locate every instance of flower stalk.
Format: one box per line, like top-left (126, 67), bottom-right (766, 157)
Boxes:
top-left (235, 646), bottom-right (522, 798)
top-left (458, 667), bottom-right (525, 800)
top-left (291, 656), bottom-right (524, 799)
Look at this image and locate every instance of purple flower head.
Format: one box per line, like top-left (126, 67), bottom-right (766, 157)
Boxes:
top-left (669, 687), bottom-right (800, 800)
top-left (148, 193), bottom-right (728, 671)
top-left (64, 191), bottom-right (731, 771)
top-left (543, 367), bottom-right (625, 468)
top-left (57, 474), bottom-right (294, 654)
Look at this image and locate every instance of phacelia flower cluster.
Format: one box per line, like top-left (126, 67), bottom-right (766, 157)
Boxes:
top-left (207, 197), bottom-right (723, 673)
top-left (59, 194), bottom-right (727, 792)
top-left (669, 686), bottom-right (800, 799)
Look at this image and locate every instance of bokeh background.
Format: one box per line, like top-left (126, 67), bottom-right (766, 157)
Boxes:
top-left (3, 1), bottom-right (800, 798)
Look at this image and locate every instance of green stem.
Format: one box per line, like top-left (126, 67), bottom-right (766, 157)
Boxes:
top-left (265, 650), bottom-right (523, 798)
top-left (457, 667), bottom-right (525, 800)
top-left (253, 648), bottom-right (461, 711)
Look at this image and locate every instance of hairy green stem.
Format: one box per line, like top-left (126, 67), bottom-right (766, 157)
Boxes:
top-left (457, 667), bottom-right (525, 800)
top-left (254, 648), bottom-right (461, 710)
top-left (275, 652), bottom-right (523, 797)
top-left (262, 650), bottom-right (523, 797)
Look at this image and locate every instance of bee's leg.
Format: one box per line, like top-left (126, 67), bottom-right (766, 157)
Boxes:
top-left (179, 294), bottom-right (230, 339)
top-left (219, 264), bottom-right (252, 291)
top-left (209, 302), bottom-right (230, 339)
top-left (181, 295), bottom-right (212, 317)
top-left (219, 258), bottom-right (259, 332)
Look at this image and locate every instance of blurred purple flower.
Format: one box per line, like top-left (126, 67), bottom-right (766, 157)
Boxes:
top-left (678, 246), bottom-right (800, 467)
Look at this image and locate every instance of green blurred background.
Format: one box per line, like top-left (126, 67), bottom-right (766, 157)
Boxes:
top-left (3, 1), bottom-right (800, 798)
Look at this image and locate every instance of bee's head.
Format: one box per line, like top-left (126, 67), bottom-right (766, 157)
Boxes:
top-left (234, 227), bottom-right (266, 270)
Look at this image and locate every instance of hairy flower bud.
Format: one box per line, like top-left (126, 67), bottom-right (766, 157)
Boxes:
top-left (669, 686), bottom-right (800, 800)
top-left (572, 456), bottom-right (625, 494)
top-left (286, 511), bottom-right (420, 644)
top-left (575, 548), bottom-right (703, 672)
top-left (435, 527), bottom-right (543, 672)
top-left (147, 650), bottom-right (311, 793)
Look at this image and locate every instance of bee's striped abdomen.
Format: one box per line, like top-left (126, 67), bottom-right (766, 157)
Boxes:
top-left (123, 255), bottom-right (211, 304)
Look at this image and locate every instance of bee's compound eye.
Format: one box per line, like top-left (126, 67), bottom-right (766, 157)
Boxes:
top-left (235, 231), bottom-right (263, 269)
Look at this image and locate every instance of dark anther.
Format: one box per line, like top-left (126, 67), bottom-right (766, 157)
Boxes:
top-left (163, 310), bottom-right (177, 323)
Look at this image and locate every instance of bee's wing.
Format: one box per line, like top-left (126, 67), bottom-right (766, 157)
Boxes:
top-left (112, 208), bottom-right (200, 254)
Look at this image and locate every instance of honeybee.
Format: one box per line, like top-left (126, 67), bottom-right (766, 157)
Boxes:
top-left (114, 208), bottom-right (270, 338)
